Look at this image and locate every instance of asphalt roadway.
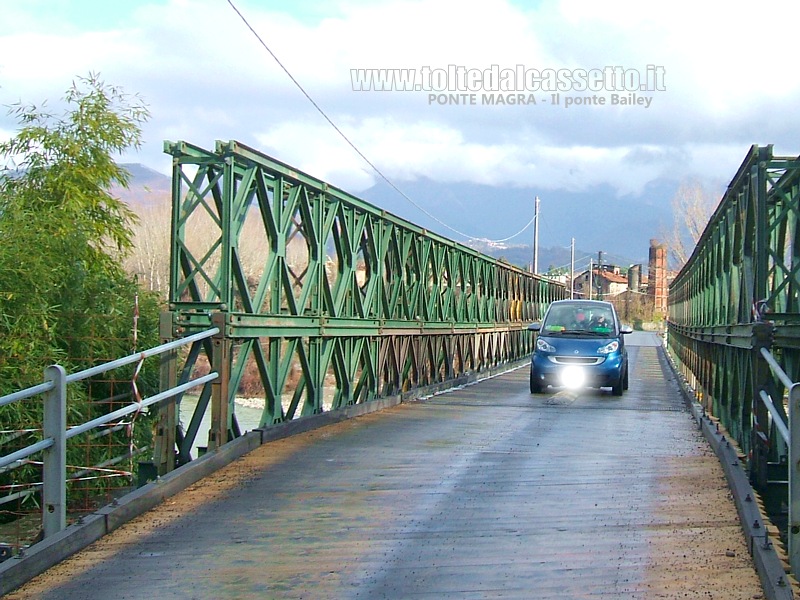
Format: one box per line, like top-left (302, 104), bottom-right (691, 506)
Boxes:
top-left (7, 332), bottom-right (766, 599)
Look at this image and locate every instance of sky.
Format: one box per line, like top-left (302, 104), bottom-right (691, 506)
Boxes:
top-left (2, 0), bottom-right (800, 247)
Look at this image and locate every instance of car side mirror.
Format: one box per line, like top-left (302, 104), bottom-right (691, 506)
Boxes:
top-left (528, 322), bottom-right (541, 332)
top-left (620, 325), bottom-right (633, 334)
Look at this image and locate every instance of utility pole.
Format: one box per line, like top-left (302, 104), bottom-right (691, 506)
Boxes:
top-left (588, 259), bottom-right (593, 300)
top-left (597, 250), bottom-right (603, 300)
top-left (570, 237), bottom-right (575, 299)
top-left (532, 196), bottom-right (540, 275)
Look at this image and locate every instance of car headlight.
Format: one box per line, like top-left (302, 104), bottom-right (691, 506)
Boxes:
top-left (561, 366), bottom-right (585, 388)
top-left (598, 340), bottom-right (619, 354)
top-left (536, 337), bottom-right (556, 352)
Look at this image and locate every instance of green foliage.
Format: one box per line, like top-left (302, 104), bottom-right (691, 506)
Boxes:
top-left (1, 73), bottom-right (147, 252)
top-left (0, 75), bottom-right (160, 511)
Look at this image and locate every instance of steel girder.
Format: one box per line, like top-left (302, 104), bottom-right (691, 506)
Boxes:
top-left (158, 139), bottom-right (565, 459)
top-left (667, 145), bottom-right (800, 572)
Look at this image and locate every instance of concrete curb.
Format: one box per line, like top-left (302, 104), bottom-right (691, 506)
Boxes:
top-left (0, 358), bottom-right (527, 596)
top-left (660, 344), bottom-right (794, 600)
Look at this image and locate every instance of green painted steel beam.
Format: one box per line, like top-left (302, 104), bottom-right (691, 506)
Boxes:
top-left (162, 139), bottom-right (566, 457)
top-left (667, 143), bottom-right (800, 576)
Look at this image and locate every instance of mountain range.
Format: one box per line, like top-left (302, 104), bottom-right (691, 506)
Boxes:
top-left (360, 178), bottom-right (675, 268)
top-left (119, 163), bottom-right (674, 272)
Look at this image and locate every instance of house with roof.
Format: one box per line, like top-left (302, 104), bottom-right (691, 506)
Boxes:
top-left (572, 265), bottom-right (629, 299)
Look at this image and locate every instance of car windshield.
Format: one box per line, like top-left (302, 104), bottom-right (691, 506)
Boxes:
top-left (541, 304), bottom-right (615, 336)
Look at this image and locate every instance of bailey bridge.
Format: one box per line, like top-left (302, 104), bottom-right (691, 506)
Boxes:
top-left (2, 142), bottom-right (800, 599)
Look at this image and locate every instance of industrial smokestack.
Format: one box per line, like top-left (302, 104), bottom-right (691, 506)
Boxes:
top-left (628, 265), bottom-right (641, 291)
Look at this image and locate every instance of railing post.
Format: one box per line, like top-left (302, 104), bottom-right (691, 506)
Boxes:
top-left (790, 382), bottom-right (800, 576)
top-left (750, 322), bottom-right (774, 489)
top-left (208, 312), bottom-right (231, 452)
top-left (306, 337), bottom-right (324, 415)
top-left (42, 365), bottom-right (66, 538)
top-left (154, 311), bottom-right (177, 474)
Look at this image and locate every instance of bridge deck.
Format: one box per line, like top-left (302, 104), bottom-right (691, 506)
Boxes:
top-left (8, 333), bottom-right (764, 599)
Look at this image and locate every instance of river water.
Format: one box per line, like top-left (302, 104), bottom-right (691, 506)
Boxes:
top-left (177, 395), bottom-right (265, 459)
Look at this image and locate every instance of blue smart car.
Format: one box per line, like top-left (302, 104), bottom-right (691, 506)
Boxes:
top-left (528, 299), bottom-right (632, 395)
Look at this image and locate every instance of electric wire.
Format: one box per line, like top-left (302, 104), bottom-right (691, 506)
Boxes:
top-left (547, 250), bottom-right (647, 274)
top-left (546, 253), bottom-right (594, 273)
top-left (225, 0), bottom-right (536, 244)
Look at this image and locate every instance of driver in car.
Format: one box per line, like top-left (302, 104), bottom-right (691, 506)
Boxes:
top-left (570, 310), bottom-right (588, 330)
top-left (589, 313), bottom-right (611, 330)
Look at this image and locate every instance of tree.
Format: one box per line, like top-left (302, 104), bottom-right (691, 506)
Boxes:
top-left (124, 200), bottom-right (172, 295)
top-left (663, 179), bottom-right (720, 269)
top-left (0, 75), bottom-right (160, 521)
top-left (0, 72), bottom-right (153, 379)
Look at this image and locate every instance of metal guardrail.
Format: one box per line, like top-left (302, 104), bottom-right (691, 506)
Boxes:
top-left (758, 348), bottom-right (794, 445)
top-left (759, 346), bottom-right (800, 575)
top-left (0, 328), bottom-right (220, 540)
top-left (666, 144), bottom-right (800, 581)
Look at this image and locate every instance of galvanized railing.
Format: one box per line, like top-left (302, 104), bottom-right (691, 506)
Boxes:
top-left (758, 347), bottom-right (800, 573)
top-left (0, 328), bottom-right (219, 541)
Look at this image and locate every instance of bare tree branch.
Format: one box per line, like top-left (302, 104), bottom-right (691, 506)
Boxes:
top-left (662, 179), bottom-right (720, 269)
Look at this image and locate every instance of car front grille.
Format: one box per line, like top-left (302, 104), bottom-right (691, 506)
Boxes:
top-left (549, 356), bottom-right (603, 365)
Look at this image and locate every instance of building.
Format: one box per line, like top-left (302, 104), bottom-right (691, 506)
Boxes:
top-left (566, 242), bottom-right (673, 324)
top-left (572, 265), bottom-right (629, 299)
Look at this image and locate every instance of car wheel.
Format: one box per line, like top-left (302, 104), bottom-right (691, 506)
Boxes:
top-left (612, 374), bottom-right (624, 396)
top-left (530, 372), bottom-right (543, 394)
top-left (623, 367), bottom-right (629, 390)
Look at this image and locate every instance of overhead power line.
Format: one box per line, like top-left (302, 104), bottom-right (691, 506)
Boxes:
top-left (225, 0), bottom-right (537, 244)
top-left (542, 253), bottom-right (594, 274)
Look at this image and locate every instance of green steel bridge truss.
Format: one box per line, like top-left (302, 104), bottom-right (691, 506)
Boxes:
top-left (154, 140), bottom-right (566, 472)
top-left (667, 144), bottom-right (800, 560)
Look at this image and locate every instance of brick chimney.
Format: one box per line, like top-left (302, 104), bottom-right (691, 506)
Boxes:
top-left (648, 239), bottom-right (667, 316)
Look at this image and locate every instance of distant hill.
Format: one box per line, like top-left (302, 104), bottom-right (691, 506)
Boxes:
top-left (360, 178), bottom-right (676, 265)
top-left (466, 241), bottom-right (639, 275)
top-left (115, 163), bottom-right (171, 207)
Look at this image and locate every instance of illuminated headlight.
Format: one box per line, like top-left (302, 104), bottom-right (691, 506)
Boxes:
top-left (537, 338), bottom-right (556, 352)
top-left (598, 340), bottom-right (619, 354)
top-left (561, 366), bottom-right (585, 388)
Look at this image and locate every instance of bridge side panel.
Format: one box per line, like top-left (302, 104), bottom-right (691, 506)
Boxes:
top-left (162, 140), bottom-right (565, 445)
top-left (667, 146), bottom-right (800, 574)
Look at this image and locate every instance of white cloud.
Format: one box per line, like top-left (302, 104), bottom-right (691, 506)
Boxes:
top-left (0, 0), bottom-right (798, 199)
top-left (253, 116), bottom-right (741, 197)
